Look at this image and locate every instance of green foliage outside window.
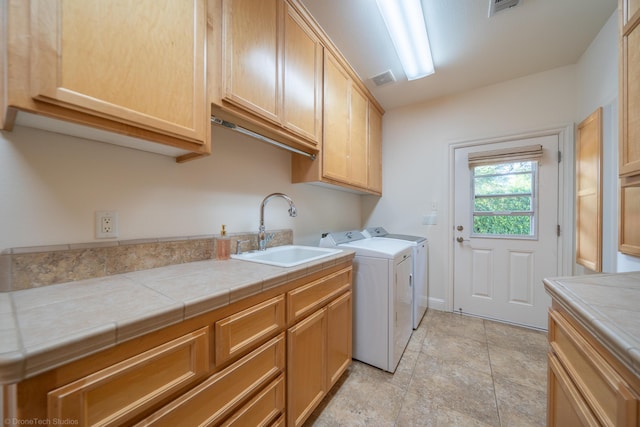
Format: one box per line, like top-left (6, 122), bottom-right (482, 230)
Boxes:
top-left (472, 161), bottom-right (536, 236)
top-left (473, 215), bottom-right (532, 235)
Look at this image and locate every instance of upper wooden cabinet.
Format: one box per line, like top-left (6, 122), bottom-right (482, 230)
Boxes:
top-left (212, 0), bottom-right (383, 193)
top-left (619, 0), bottom-right (640, 176)
top-left (282, 1), bottom-right (323, 144)
top-left (619, 174), bottom-right (640, 256)
top-left (220, 0), bottom-right (280, 124)
top-left (348, 83), bottom-right (369, 189)
top-left (210, 0), bottom-right (322, 154)
top-left (292, 50), bottom-right (384, 195)
top-left (368, 105), bottom-right (383, 194)
top-left (321, 51), bottom-right (353, 184)
top-left (619, 0), bottom-right (640, 256)
top-left (2, 0), bottom-right (210, 162)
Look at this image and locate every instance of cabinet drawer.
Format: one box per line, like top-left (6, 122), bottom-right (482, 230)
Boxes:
top-left (47, 327), bottom-right (210, 427)
top-left (287, 267), bottom-right (351, 323)
top-left (548, 353), bottom-right (600, 427)
top-left (549, 310), bottom-right (639, 426)
top-left (215, 295), bottom-right (285, 364)
top-left (221, 374), bottom-right (285, 427)
top-left (137, 333), bottom-right (285, 426)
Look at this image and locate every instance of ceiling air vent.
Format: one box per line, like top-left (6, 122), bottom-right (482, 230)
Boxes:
top-left (371, 70), bottom-right (396, 86)
top-left (488, 0), bottom-right (521, 17)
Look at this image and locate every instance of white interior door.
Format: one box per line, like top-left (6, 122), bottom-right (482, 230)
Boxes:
top-left (453, 135), bottom-right (559, 329)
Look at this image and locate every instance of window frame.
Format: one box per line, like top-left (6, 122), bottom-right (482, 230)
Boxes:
top-left (470, 160), bottom-right (539, 240)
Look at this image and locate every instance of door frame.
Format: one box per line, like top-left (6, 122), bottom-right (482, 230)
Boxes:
top-left (446, 125), bottom-right (574, 316)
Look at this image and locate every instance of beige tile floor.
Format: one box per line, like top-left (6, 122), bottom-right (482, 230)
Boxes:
top-left (305, 309), bottom-right (549, 427)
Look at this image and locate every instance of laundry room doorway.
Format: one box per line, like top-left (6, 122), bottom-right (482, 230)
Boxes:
top-left (451, 133), bottom-right (561, 329)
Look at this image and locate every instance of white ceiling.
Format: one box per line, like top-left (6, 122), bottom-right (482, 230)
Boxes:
top-left (299, 0), bottom-right (618, 111)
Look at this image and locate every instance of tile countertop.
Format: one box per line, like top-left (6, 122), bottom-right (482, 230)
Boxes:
top-left (0, 249), bottom-right (355, 384)
top-left (543, 271), bottom-right (640, 378)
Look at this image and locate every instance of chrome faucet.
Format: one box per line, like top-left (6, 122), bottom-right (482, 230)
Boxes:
top-left (259, 193), bottom-right (297, 251)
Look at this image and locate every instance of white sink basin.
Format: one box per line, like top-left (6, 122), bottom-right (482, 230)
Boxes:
top-left (231, 245), bottom-right (342, 267)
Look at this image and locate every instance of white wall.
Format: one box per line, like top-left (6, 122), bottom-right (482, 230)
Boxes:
top-left (362, 65), bottom-right (578, 310)
top-left (364, 9), bottom-right (640, 311)
top-left (0, 124), bottom-right (362, 250)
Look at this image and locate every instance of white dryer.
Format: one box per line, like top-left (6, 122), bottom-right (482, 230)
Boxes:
top-left (320, 231), bottom-right (413, 373)
top-left (363, 227), bottom-right (429, 329)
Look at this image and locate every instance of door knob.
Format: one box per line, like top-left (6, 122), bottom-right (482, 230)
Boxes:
top-left (457, 225), bottom-right (464, 231)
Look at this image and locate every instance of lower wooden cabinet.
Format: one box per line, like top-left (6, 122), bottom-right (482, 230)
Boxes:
top-left (4, 261), bottom-right (353, 426)
top-left (286, 268), bottom-right (353, 427)
top-left (547, 307), bottom-right (640, 426)
top-left (548, 353), bottom-right (600, 426)
top-left (137, 334), bottom-right (285, 426)
top-left (48, 327), bottom-right (210, 427)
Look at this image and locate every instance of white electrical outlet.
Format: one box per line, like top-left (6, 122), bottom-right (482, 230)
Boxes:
top-left (96, 210), bottom-right (118, 238)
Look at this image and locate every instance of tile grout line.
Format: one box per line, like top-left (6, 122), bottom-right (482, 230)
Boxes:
top-left (483, 319), bottom-right (503, 427)
top-left (392, 323), bottom-right (427, 426)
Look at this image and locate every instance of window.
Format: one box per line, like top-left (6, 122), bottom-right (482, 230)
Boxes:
top-left (472, 161), bottom-right (538, 238)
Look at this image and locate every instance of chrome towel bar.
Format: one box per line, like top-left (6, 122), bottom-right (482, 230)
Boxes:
top-left (211, 116), bottom-right (317, 160)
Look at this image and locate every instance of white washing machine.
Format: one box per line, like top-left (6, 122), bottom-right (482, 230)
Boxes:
top-left (320, 230), bottom-right (413, 373)
top-left (363, 227), bottom-right (429, 329)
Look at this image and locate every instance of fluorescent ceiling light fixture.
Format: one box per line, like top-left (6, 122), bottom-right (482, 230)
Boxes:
top-left (376, 0), bottom-right (434, 80)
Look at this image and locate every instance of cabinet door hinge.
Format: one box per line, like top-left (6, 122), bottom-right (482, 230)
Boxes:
top-left (557, 224), bottom-right (561, 236)
top-left (558, 151), bottom-right (562, 163)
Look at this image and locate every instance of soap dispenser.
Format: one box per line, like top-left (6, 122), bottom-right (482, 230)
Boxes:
top-left (216, 225), bottom-right (231, 260)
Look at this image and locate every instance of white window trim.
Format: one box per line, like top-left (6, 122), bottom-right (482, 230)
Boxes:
top-left (470, 161), bottom-right (539, 240)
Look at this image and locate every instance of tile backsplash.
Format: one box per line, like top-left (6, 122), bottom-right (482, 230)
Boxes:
top-left (0, 229), bottom-right (293, 292)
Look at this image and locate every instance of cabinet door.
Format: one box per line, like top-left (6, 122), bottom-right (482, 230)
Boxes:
top-left (287, 308), bottom-right (327, 427)
top-left (222, 0), bottom-right (281, 124)
top-left (620, 0), bottom-right (640, 175)
top-left (30, 0), bottom-right (207, 145)
top-left (619, 174), bottom-right (640, 256)
top-left (368, 104), bottom-right (383, 194)
top-left (575, 108), bottom-right (603, 271)
top-left (349, 84), bottom-right (369, 188)
top-left (327, 291), bottom-right (352, 388)
top-left (283, 2), bottom-right (322, 145)
top-left (322, 51), bottom-right (351, 183)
